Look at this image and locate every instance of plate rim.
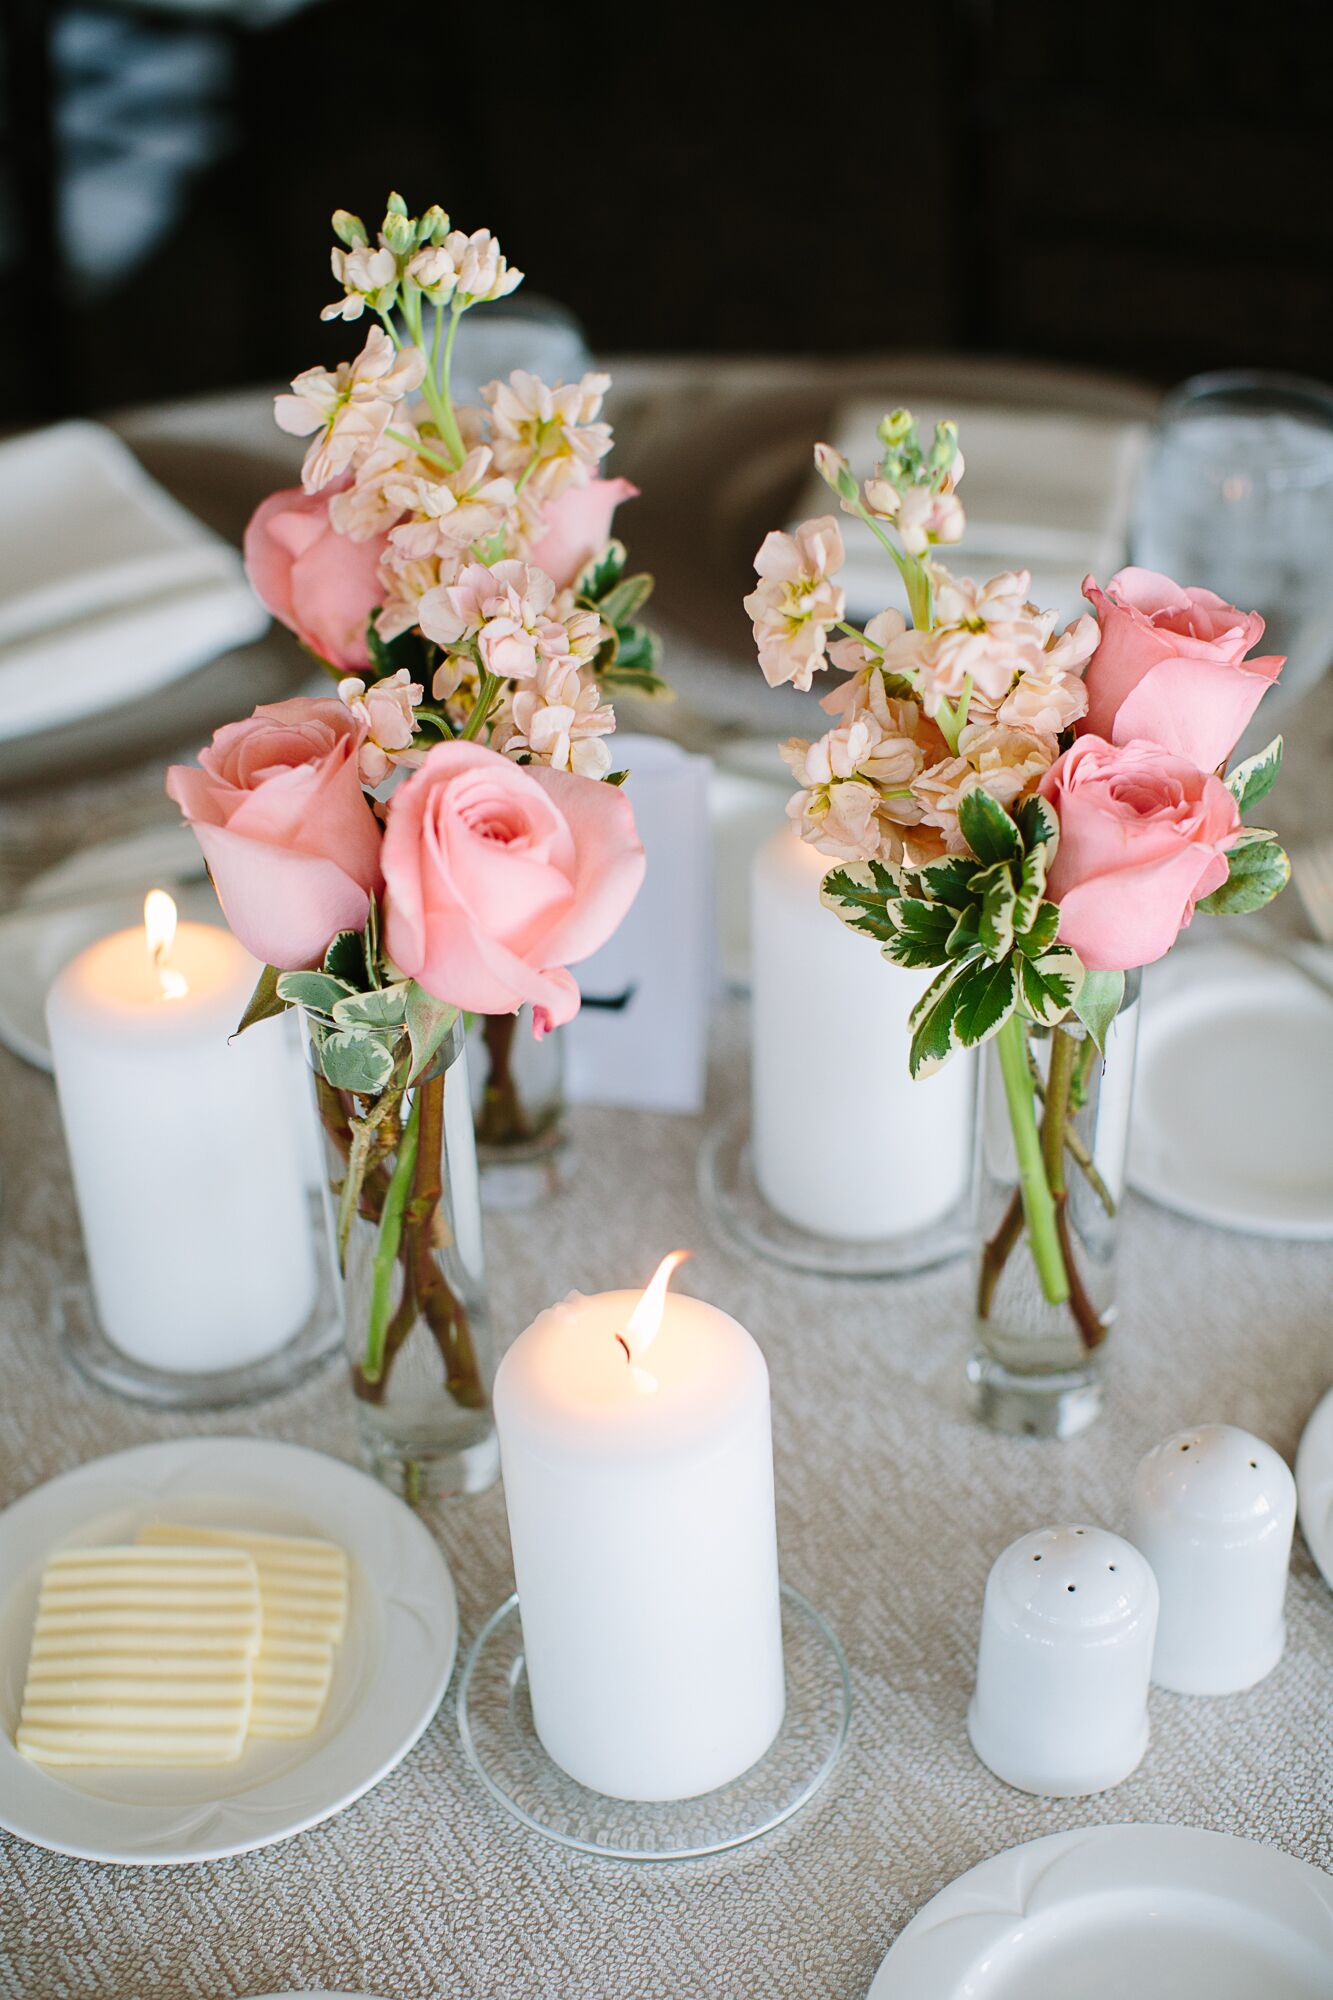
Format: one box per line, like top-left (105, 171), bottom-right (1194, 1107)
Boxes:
top-left (0, 1436), bottom-right (457, 1866)
top-left (870, 1822), bottom-right (1333, 1996)
top-left (1296, 1385), bottom-right (1333, 1591)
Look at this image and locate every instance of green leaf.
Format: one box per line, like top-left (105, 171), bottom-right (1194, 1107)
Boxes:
top-left (366, 615), bottom-right (431, 684)
top-left (951, 956), bottom-right (1019, 1049)
top-left (976, 866), bottom-right (1016, 959)
top-left (1013, 842), bottom-right (1048, 935)
top-left (575, 537), bottom-right (627, 602)
top-left (1018, 947), bottom-right (1084, 1027)
top-left (1071, 966), bottom-right (1125, 1051)
top-left (315, 1028), bottom-right (397, 1095)
top-left (945, 906), bottom-right (982, 958)
top-left (598, 571), bottom-right (655, 628)
top-left (1015, 792), bottom-right (1060, 857)
top-left (821, 860), bottom-right (903, 942)
top-left (1198, 837), bottom-right (1291, 915)
top-left (1225, 735), bottom-right (1283, 814)
top-left (1015, 901), bottom-right (1061, 956)
top-left (325, 929), bottom-right (372, 990)
top-left (233, 963), bottom-right (286, 1037)
top-left (598, 622), bottom-right (667, 695)
top-left (908, 961), bottom-right (969, 1078)
top-left (405, 983), bottom-right (460, 1082)
top-left (910, 854), bottom-right (979, 911)
top-left (332, 982), bottom-right (410, 1029)
top-left (604, 769), bottom-right (630, 787)
top-left (276, 970), bottom-right (356, 1015)
top-left (957, 788), bottom-right (1021, 865)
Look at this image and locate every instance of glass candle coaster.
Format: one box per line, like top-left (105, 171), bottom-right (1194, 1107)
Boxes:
top-left (457, 1584), bottom-right (852, 1861)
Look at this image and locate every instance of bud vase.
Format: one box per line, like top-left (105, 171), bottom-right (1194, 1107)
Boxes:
top-left (306, 1012), bottom-right (498, 1501)
top-left (469, 1007), bottom-right (567, 1210)
top-left (968, 974), bottom-right (1141, 1439)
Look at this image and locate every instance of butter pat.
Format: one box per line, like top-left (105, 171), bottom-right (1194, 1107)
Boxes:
top-left (16, 1545), bottom-right (260, 1767)
top-left (139, 1522), bottom-right (349, 1737)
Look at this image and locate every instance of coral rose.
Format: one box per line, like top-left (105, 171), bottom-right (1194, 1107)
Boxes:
top-left (528, 476), bottom-right (639, 590)
top-left (244, 486), bottom-right (386, 671)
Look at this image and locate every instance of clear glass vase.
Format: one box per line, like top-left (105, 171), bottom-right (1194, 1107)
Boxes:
top-left (968, 975), bottom-right (1141, 1439)
top-left (469, 1007), bottom-right (567, 1210)
top-left (306, 1013), bottom-right (498, 1501)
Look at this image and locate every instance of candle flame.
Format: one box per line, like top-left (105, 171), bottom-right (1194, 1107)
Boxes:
top-left (144, 889), bottom-right (188, 1001)
top-left (621, 1249), bottom-right (690, 1362)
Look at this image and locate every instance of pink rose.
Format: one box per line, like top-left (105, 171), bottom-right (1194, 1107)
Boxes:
top-left (1081, 567), bottom-right (1283, 772)
top-left (381, 741), bottom-right (645, 1030)
top-left (244, 486), bottom-right (387, 671)
top-left (528, 477), bottom-right (638, 590)
top-left (1039, 735), bottom-right (1241, 971)
top-left (166, 698), bottom-right (383, 970)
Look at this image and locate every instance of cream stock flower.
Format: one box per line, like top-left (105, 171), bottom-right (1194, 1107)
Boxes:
top-left (275, 328), bottom-right (427, 493)
top-left (483, 370), bottom-right (614, 494)
top-left (498, 656), bottom-right (616, 778)
top-left (438, 228), bottom-right (524, 305)
top-left (420, 559), bottom-right (564, 682)
top-left (895, 484), bottom-right (965, 556)
top-left (375, 552), bottom-right (453, 642)
top-left (328, 430), bottom-right (423, 540)
top-left (912, 722), bottom-right (1056, 851)
top-left (337, 668), bottom-right (423, 784)
top-left (321, 243), bottom-right (399, 322)
top-left (384, 447), bottom-right (516, 563)
top-left (745, 516), bottom-right (846, 691)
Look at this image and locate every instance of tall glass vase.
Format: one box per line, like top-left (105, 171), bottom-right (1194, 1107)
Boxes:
top-left (469, 1007), bottom-right (567, 1210)
top-left (307, 1012), bottom-right (498, 1501)
top-left (968, 974), bottom-right (1141, 1439)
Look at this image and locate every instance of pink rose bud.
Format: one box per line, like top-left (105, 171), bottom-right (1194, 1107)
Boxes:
top-left (381, 741), bottom-right (645, 1029)
top-left (1039, 735), bottom-right (1242, 971)
top-left (1081, 567), bottom-right (1284, 773)
top-left (244, 486), bottom-right (387, 672)
top-left (166, 698), bottom-right (383, 970)
top-left (528, 477), bottom-right (638, 591)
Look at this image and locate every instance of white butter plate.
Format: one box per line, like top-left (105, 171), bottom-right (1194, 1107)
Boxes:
top-left (1296, 1385), bottom-right (1333, 1591)
top-left (1130, 940), bottom-right (1333, 1238)
top-left (0, 1438), bottom-right (457, 1865)
top-left (870, 1825), bottom-right (1333, 1999)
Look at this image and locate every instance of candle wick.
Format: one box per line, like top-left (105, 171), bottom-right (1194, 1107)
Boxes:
top-left (614, 1332), bottom-right (632, 1362)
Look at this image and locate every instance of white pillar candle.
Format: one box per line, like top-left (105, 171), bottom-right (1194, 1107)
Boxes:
top-left (494, 1254), bottom-right (785, 1801)
top-left (751, 826), bottom-right (973, 1241)
top-left (46, 895), bottom-right (318, 1375)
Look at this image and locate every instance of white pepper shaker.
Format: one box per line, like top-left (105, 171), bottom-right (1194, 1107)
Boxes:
top-left (968, 1524), bottom-right (1158, 1797)
top-left (1129, 1423), bottom-right (1296, 1695)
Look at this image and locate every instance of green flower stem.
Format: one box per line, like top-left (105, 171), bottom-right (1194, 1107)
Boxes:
top-left (995, 1013), bottom-right (1069, 1307)
top-left (335, 1087), bottom-right (401, 1271)
top-left (459, 670), bottom-right (501, 740)
top-left (433, 307), bottom-right (466, 467)
top-left (384, 426), bottom-right (456, 473)
top-left (361, 1091), bottom-right (421, 1385)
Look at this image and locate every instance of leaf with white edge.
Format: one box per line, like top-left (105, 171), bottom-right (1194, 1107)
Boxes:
top-left (1071, 966), bottom-right (1124, 1051)
top-left (821, 860), bottom-right (903, 942)
top-left (1198, 837), bottom-right (1291, 915)
top-left (599, 572), bottom-right (655, 627)
top-left (325, 929), bottom-right (370, 990)
top-left (1015, 901), bottom-right (1061, 957)
top-left (976, 868), bottom-right (1016, 958)
top-left (332, 982), bottom-right (410, 1029)
top-left (945, 906), bottom-right (982, 958)
top-left (951, 956), bottom-right (1019, 1049)
top-left (1225, 735), bottom-right (1283, 814)
top-left (889, 897), bottom-right (958, 957)
top-left (405, 984), bottom-right (459, 1082)
top-left (234, 963), bottom-right (285, 1037)
top-left (575, 537), bottom-right (627, 602)
top-left (1019, 947), bottom-right (1084, 1027)
top-left (908, 962), bottom-right (969, 1078)
top-left (315, 1029), bottom-right (397, 1096)
top-left (910, 854), bottom-right (980, 911)
top-left (1013, 842), bottom-right (1048, 934)
top-left (1016, 792), bottom-right (1060, 858)
top-left (276, 970), bottom-right (356, 1015)
top-left (958, 788), bottom-right (1021, 865)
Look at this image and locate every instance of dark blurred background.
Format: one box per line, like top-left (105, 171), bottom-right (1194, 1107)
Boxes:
top-left (3, 0), bottom-right (1331, 422)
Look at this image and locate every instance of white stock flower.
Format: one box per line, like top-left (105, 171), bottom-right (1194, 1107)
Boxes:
top-left (744, 516), bottom-right (846, 691)
top-left (275, 327), bottom-right (427, 493)
top-left (321, 243), bottom-right (399, 322)
top-left (337, 668), bottom-right (423, 784)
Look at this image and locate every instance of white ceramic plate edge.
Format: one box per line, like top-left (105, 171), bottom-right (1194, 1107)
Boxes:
top-left (1296, 1385), bottom-right (1333, 1592)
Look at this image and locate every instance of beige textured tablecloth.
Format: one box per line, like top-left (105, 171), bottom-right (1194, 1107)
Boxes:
top-left (2, 365), bottom-right (1332, 2000)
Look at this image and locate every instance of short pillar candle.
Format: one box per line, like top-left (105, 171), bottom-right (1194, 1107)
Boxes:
top-left (1129, 1423), bottom-right (1296, 1695)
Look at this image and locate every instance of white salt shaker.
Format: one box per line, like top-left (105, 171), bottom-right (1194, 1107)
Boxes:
top-left (968, 1524), bottom-right (1159, 1797)
top-left (1129, 1424), bottom-right (1296, 1695)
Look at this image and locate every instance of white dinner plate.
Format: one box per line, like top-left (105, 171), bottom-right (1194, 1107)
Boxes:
top-left (0, 822), bottom-right (210, 1070)
top-left (1296, 1385), bottom-right (1333, 1592)
top-left (1130, 940), bottom-right (1333, 1238)
top-left (0, 1438), bottom-right (457, 1865)
top-left (870, 1824), bottom-right (1333, 1998)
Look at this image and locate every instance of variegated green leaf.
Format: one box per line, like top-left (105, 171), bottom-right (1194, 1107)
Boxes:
top-left (405, 983), bottom-right (459, 1082)
top-left (276, 970), bottom-right (356, 1015)
top-left (324, 928), bottom-right (371, 990)
top-left (1013, 841), bottom-right (1048, 933)
top-left (1198, 837), bottom-right (1291, 914)
top-left (910, 854), bottom-right (980, 911)
top-left (1224, 735), bottom-right (1283, 814)
top-left (951, 956), bottom-right (1019, 1048)
top-left (1015, 901), bottom-right (1061, 956)
top-left (1018, 947), bottom-right (1083, 1026)
top-left (1016, 792), bottom-right (1060, 858)
top-left (598, 571), bottom-right (655, 627)
top-left (907, 961), bottom-right (969, 1078)
top-left (1071, 966), bottom-right (1125, 1051)
top-left (821, 860), bottom-right (903, 941)
top-left (886, 897), bottom-right (958, 967)
top-left (977, 868), bottom-right (1016, 958)
top-left (315, 1028), bottom-right (397, 1095)
top-left (945, 906), bottom-right (982, 958)
top-left (332, 982), bottom-right (410, 1029)
top-left (575, 537), bottom-right (627, 601)
top-left (958, 788), bottom-right (1021, 865)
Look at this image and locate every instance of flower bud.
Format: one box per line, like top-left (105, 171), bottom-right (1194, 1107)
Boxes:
top-left (418, 204), bottom-right (450, 245)
top-left (877, 407), bottom-right (915, 449)
top-left (332, 209), bottom-right (367, 248)
top-left (813, 442), bottom-right (859, 503)
top-left (385, 190), bottom-right (409, 218)
top-left (381, 209), bottom-right (415, 256)
top-left (928, 419), bottom-right (959, 477)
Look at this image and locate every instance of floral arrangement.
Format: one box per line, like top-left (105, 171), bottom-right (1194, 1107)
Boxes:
top-left (747, 410), bottom-right (1289, 1343)
top-left (166, 194), bottom-right (656, 1422)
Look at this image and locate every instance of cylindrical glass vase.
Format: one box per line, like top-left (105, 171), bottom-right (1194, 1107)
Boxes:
top-left (968, 976), bottom-right (1141, 1439)
top-left (306, 1012), bottom-right (498, 1501)
top-left (469, 1007), bottom-right (567, 1210)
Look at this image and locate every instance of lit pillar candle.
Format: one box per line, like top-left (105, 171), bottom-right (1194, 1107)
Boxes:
top-left (751, 825), bottom-right (973, 1241)
top-left (46, 892), bottom-right (318, 1374)
top-left (494, 1253), bottom-right (785, 1801)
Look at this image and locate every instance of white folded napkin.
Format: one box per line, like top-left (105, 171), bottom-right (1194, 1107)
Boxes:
top-left (796, 399), bottom-right (1148, 626)
top-left (0, 420), bottom-right (270, 743)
